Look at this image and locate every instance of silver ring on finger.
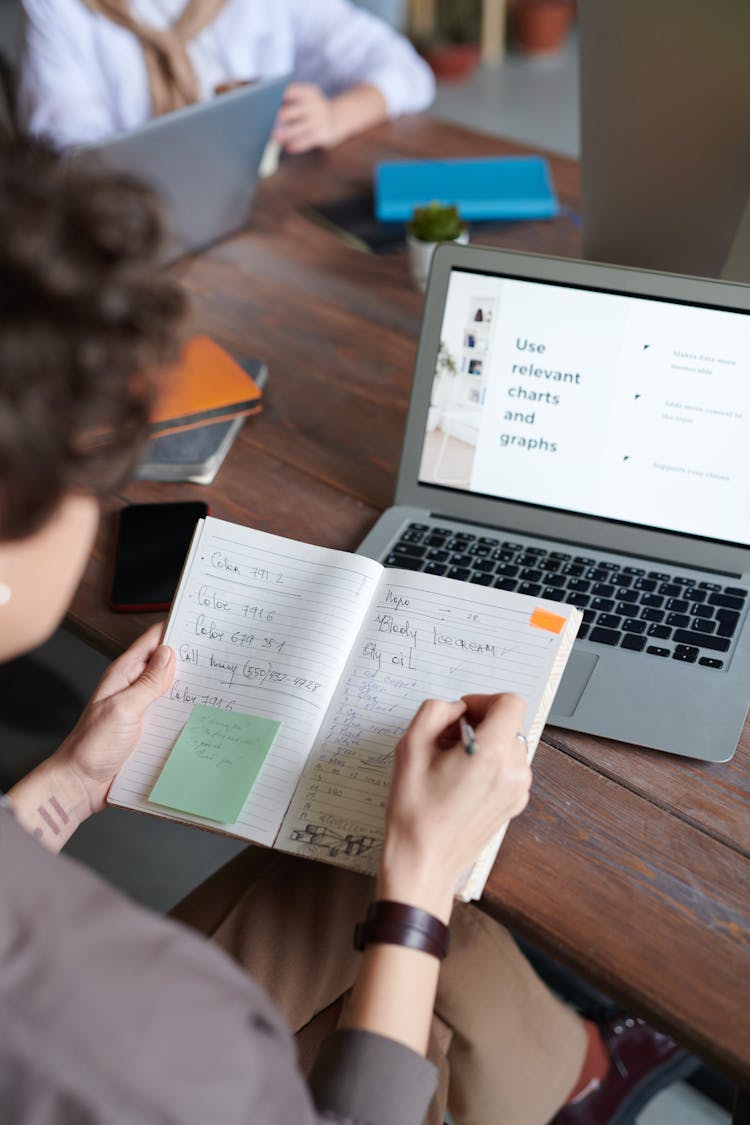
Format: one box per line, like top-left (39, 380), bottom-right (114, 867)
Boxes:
top-left (514, 731), bottom-right (528, 750)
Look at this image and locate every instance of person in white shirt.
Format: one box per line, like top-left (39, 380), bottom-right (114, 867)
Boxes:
top-left (17, 0), bottom-right (436, 151)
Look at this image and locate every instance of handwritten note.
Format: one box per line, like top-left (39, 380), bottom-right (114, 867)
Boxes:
top-left (149, 705), bottom-right (281, 823)
top-left (108, 515), bottom-right (579, 893)
top-left (277, 570), bottom-right (574, 873)
top-left (109, 518), bottom-right (382, 844)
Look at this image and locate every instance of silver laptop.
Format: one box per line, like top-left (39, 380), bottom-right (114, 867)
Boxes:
top-left (358, 244), bottom-right (750, 762)
top-left (85, 77), bottom-right (287, 261)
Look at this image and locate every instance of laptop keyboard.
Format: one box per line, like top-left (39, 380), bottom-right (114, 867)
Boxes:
top-left (385, 522), bottom-right (747, 671)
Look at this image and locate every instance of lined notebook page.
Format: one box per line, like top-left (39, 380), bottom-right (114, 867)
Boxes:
top-left (276, 569), bottom-right (580, 874)
top-left (109, 518), bottom-right (382, 845)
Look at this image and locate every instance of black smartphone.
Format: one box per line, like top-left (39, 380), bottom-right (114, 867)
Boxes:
top-left (110, 501), bottom-right (208, 612)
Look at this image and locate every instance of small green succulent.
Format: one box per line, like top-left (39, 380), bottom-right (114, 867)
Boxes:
top-left (408, 201), bottom-right (463, 243)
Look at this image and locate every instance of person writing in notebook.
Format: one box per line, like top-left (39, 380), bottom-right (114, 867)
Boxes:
top-left (17, 0), bottom-right (435, 152)
top-left (0, 135), bottom-right (690, 1125)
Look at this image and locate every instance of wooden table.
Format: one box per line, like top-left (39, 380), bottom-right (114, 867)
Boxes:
top-left (69, 117), bottom-right (750, 1096)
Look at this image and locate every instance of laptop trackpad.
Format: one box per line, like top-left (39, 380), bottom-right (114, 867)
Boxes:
top-left (551, 652), bottom-right (599, 717)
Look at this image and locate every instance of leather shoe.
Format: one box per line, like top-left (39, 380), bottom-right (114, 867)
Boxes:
top-left (548, 1010), bottom-right (696, 1124)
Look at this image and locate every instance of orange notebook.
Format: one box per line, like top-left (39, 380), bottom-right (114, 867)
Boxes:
top-left (151, 336), bottom-right (264, 435)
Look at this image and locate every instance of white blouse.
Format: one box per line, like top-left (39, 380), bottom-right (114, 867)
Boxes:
top-left (18, 0), bottom-right (435, 147)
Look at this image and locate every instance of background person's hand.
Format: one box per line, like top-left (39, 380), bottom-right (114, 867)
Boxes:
top-left (53, 623), bottom-right (174, 815)
top-left (378, 693), bottom-right (531, 921)
top-left (272, 83), bottom-right (340, 153)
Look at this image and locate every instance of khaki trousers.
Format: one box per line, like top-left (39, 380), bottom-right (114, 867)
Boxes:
top-left (171, 848), bottom-right (586, 1125)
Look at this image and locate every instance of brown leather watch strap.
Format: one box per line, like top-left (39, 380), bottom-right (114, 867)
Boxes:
top-left (353, 900), bottom-right (450, 961)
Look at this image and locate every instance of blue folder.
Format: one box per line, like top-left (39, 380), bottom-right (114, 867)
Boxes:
top-left (374, 155), bottom-right (558, 223)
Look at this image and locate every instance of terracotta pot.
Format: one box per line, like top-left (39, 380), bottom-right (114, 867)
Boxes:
top-left (420, 42), bottom-right (482, 82)
top-left (511, 1), bottom-right (574, 55)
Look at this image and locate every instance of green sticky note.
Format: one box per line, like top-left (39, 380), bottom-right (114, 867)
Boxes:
top-left (149, 705), bottom-right (281, 823)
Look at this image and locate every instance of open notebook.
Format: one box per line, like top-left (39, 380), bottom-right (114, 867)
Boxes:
top-left (109, 518), bottom-right (580, 899)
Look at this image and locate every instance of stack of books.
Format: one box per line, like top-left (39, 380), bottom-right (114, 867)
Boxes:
top-left (133, 336), bottom-right (267, 485)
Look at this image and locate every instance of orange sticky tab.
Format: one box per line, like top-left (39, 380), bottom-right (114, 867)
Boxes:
top-left (530, 607), bottom-right (566, 634)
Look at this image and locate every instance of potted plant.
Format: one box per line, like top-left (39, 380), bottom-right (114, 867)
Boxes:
top-left (412, 0), bottom-right (483, 82)
top-left (429, 339), bottom-right (458, 417)
top-left (407, 201), bottom-right (469, 291)
top-left (509, 0), bottom-right (576, 56)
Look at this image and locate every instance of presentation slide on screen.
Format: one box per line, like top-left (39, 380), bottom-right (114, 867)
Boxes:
top-left (418, 269), bottom-right (750, 545)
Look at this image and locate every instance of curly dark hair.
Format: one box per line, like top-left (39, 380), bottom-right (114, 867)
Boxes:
top-left (0, 133), bottom-right (187, 541)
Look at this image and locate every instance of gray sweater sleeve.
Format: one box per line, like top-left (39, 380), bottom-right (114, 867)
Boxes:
top-left (0, 808), bottom-right (436, 1125)
top-left (311, 1030), bottom-right (438, 1125)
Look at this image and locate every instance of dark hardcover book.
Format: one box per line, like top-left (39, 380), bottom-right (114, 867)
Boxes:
top-left (302, 191), bottom-right (405, 255)
top-left (303, 190), bottom-right (532, 256)
top-left (133, 415), bottom-right (246, 484)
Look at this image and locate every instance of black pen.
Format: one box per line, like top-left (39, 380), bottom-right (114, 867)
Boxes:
top-left (459, 716), bottom-right (478, 756)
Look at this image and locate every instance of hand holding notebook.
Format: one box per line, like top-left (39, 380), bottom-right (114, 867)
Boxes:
top-left (109, 517), bottom-right (580, 900)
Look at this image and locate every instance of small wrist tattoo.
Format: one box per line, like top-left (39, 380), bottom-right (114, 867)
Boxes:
top-left (35, 796), bottom-right (69, 839)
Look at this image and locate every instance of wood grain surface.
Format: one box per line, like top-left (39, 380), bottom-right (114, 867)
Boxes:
top-left (66, 117), bottom-right (750, 1083)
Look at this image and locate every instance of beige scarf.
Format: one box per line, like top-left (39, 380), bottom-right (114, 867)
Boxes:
top-left (82, 0), bottom-right (228, 117)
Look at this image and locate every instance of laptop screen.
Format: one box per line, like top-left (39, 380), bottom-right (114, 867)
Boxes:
top-left (417, 268), bottom-right (750, 548)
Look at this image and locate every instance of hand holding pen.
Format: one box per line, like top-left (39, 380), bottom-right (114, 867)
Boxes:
top-left (460, 712), bottom-right (528, 758)
top-left (381, 693), bottom-right (533, 920)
